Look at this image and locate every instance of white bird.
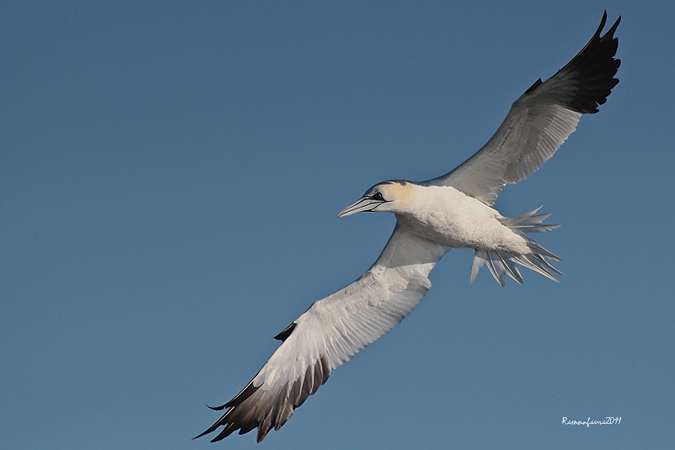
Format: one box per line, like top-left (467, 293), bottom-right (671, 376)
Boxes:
top-left (197, 12), bottom-right (620, 443)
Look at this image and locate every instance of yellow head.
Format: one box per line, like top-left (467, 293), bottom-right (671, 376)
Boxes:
top-left (338, 180), bottom-right (417, 217)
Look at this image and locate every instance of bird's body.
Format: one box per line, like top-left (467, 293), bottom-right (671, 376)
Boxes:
top-left (197, 12), bottom-right (621, 443)
top-left (361, 182), bottom-right (532, 253)
top-left (338, 179), bottom-right (562, 285)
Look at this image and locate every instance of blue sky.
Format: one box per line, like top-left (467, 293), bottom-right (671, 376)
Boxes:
top-left (2, 1), bottom-right (674, 449)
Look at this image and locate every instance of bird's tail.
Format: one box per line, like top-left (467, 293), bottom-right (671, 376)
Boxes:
top-left (470, 207), bottom-right (562, 286)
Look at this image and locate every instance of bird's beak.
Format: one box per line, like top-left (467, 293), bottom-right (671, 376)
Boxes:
top-left (337, 196), bottom-right (382, 218)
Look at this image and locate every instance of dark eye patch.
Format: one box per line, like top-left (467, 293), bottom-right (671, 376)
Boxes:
top-left (371, 192), bottom-right (384, 201)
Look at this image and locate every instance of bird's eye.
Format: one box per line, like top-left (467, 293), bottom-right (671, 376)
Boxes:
top-left (372, 192), bottom-right (384, 201)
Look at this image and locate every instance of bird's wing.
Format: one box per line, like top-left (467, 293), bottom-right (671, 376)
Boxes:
top-left (426, 12), bottom-right (620, 205)
top-left (196, 226), bottom-right (449, 442)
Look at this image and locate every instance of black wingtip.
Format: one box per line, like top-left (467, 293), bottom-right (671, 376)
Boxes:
top-left (559, 11), bottom-right (622, 114)
top-left (193, 430), bottom-right (210, 440)
top-left (274, 322), bottom-right (297, 342)
top-left (524, 78), bottom-right (543, 95)
top-left (194, 423), bottom-right (219, 440)
top-left (207, 403), bottom-right (227, 411)
top-left (595, 10), bottom-right (621, 37)
top-left (598, 10), bottom-right (608, 32)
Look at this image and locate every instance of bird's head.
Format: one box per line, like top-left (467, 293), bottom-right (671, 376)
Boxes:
top-left (338, 180), bottom-right (416, 218)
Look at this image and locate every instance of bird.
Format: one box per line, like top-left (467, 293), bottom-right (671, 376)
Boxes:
top-left (197, 12), bottom-right (620, 443)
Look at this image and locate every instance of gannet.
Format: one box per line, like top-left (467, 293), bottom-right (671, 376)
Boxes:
top-left (197, 12), bottom-right (620, 443)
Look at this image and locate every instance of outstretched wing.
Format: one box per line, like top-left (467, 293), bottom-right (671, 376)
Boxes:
top-left (196, 226), bottom-right (449, 442)
top-left (427, 12), bottom-right (620, 205)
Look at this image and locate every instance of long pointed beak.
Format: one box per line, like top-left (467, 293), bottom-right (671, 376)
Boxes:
top-left (337, 197), bottom-right (382, 218)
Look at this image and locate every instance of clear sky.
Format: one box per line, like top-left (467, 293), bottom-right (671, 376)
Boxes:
top-left (2, 1), bottom-right (674, 449)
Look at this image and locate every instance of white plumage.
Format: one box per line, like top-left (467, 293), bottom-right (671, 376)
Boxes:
top-left (197, 12), bottom-right (620, 443)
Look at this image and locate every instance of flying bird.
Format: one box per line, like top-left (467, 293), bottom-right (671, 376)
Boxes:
top-left (197, 12), bottom-right (620, 443)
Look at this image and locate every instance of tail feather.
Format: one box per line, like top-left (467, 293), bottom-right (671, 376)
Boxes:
top-left (471, 207), bottom-right (562, 286)
top-left (501, 207), bottom-right (560, 233)
top-left (496, 251), bottom-right (524, 284)
top-left (486, 252), bottom-right (506, 286)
